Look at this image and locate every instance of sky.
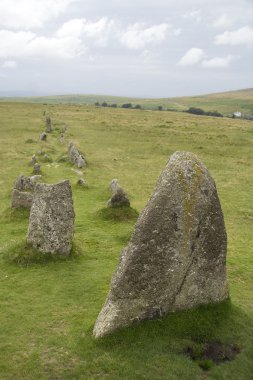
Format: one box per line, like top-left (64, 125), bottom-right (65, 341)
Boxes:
top-left (0, 0), bottom-right (253, 98)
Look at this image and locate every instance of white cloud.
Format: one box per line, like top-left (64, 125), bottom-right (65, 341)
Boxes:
top-left (178, 48), bottom-right (205, 66)
top-left (57, 17), bottom-right (116, 47)
top-left (215, 25), bottom-right (253, 46)
top-left (0, 29), bottom-right (84, 59)
top-left (2, 60), bottom-right (17, 68)
top-left (212, 14), bottom-right (234, 29)
top-left (0, 30), bottom-right (35, 58)
top-left (201, 55), bottom-right (235, 68)
top-left (0, 0), bottom-right (78, 29)
top-left (120, 23), bottom-right (169, 49)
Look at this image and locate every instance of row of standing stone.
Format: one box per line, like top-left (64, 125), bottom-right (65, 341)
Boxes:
top-left (11, 112), bottom-right (229, 338)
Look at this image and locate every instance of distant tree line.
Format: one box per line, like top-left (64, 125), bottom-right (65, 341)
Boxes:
top-left (94, 102), bottom-right (165, 111)
top-left (94, 102), bottom-right (142, 109)
top-left (186, 107), bottom-right (223, 117)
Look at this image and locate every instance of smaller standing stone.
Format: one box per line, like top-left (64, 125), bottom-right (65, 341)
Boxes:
top-left (68, 142), bottom-right (86, 168)
top-left (60, 133), bottom-right (65, 144)
top-left (77, 178), bottom-right (86, 187)
top-left (109, 179), bottom-right (120, 193)
top-left (40, 132), bottom-right (47, 141)
top-left (14, 174), bottom-right (41, 191)
top-left (30, 154), bottom-right (37, 166)
top-left (108, 188), bottom-right (130, 208)
top-left (77, 155), bottom-right (85, 168)
top-left (11, 189), bottom-right (33, 209)
top-left (45, 116), bottom-right (52, 133)
top-left (27, 180), bottom-right (75, 255)
top-left (33, 163), bottom-right (41, 174)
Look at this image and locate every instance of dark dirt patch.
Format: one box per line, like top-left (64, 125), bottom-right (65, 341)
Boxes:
top-left (184, 341), bottom-right (240, 370)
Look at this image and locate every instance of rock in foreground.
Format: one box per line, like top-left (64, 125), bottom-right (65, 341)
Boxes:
top-left (94, 152), bottom-right (228, 338)
top-left (27, 180), bottom-right (75, 255)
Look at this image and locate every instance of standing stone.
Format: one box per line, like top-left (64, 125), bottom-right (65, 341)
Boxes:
top-left (40, 132), bottom-right (47, 141)
top-left (11, 189), bottom-right (33, 208)
top-left (94, 151), bottom-right (228, 338)
top-left (68, 142), bottom-right (86, 168)
top-left (107, 187), bottom-right (130, 208)
top-left (45, 116), bottom-right (52, 132)
top-left (30, 154), bottom-right (37, 166)
top-left (109, 179), bottom-right (120, 193)
top-left (33, 163), bottom-right (41, 174)
top-left (14, 174), bottom-right (41, 191)
top-left (60, 133), bottom-right (65, 144)
top-left (77, 178), bottom-right (86, 187)
top-left (27, 180), bottom-right (75, 255)
top-left (77, 155), bottom-right (85, 168)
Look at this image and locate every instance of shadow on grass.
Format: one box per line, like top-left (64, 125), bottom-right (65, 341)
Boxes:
top-left (2, 207), bottom-right (30, 221)
top-left (2, 239), bottom-right (82, 267)
top-left (89, 300), bottom-right (252, 353)
top-left (97, 206), bottom-right (139, 222)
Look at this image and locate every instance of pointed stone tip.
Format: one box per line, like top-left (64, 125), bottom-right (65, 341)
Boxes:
top-left (93, 301), bottom-right (123, 338)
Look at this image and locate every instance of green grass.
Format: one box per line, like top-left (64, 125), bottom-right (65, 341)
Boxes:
top-left (0, 102), bottom-right (253, 379)
top-left (1, 87), bottom-right (253, 114)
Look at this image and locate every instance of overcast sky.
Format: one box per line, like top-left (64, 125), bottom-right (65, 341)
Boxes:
top-left (0, 0), bottom-right (253, 97)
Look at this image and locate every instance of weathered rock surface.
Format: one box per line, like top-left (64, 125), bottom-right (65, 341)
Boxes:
top-left (14, 174), bottom-right (41, 191)
top-left (30, 154), bottom-right (37, 166)
top-left (107, 179), bottom-right (130, 208)
top-left (12, 189), bottom-right (33, 208)
top-left (40, 132), bottom-right (47, 141)
top-left (94, 151), bottom-right (228, 338)
top-left (68, 142), bottom-right (86, 168)
top-left (27, 180), bottom-right (75, 255)
top-left (107, 188), bottom-right (130, 208)
top-left (109, 179), bottom-right (120, 193)
top-left (33, 163), bottom-right (41, 174)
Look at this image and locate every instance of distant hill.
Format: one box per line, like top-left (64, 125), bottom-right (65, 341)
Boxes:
top-left (0, 88), bottom-right (252, 115)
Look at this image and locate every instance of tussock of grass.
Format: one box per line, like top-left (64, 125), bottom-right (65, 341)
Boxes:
top-left (97, 206), bottom-right (139, 221)
top-left (25, 138), bottom-right (36, 144)
top-left (3, 240), bottom-right (81, 266)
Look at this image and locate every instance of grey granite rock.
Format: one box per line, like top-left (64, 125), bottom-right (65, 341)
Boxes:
top-left (14, 174), bottom-right (41, 191)
top-left (33, 163), bottom-right (41, 174)
top-left (68, 142), bottom-right (86, 168)
top-left (109, 179), bottom-right (120, 193)
top-left (40, 132), bottom-right (47, 141)
top-left (107, 187), bottom-right (130, 208)
top-left (27, 180), bottom-right (75, 255)
top-left (94, 151), bottom-right (228, 338)
top-left (11, 189), bottom-right (33, 208)
top-left (30, 154), bottom-right (37, 166)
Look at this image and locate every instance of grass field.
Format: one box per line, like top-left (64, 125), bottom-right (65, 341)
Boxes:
top-left (1, 87), bottom-right (253, 114)
top-left (0, 102), bottom-right (253, 379)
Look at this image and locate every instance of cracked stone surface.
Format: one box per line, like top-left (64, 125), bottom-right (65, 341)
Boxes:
top-left (94, 151), bottom-right (228, 338)
top-left (27, 180), bottom-right (75, 255)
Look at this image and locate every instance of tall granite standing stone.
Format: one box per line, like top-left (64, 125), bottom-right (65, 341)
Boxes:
top-left (94, 152), bottom-right (228, 338)
top-left (27, 180), bottom-right (75, 255)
